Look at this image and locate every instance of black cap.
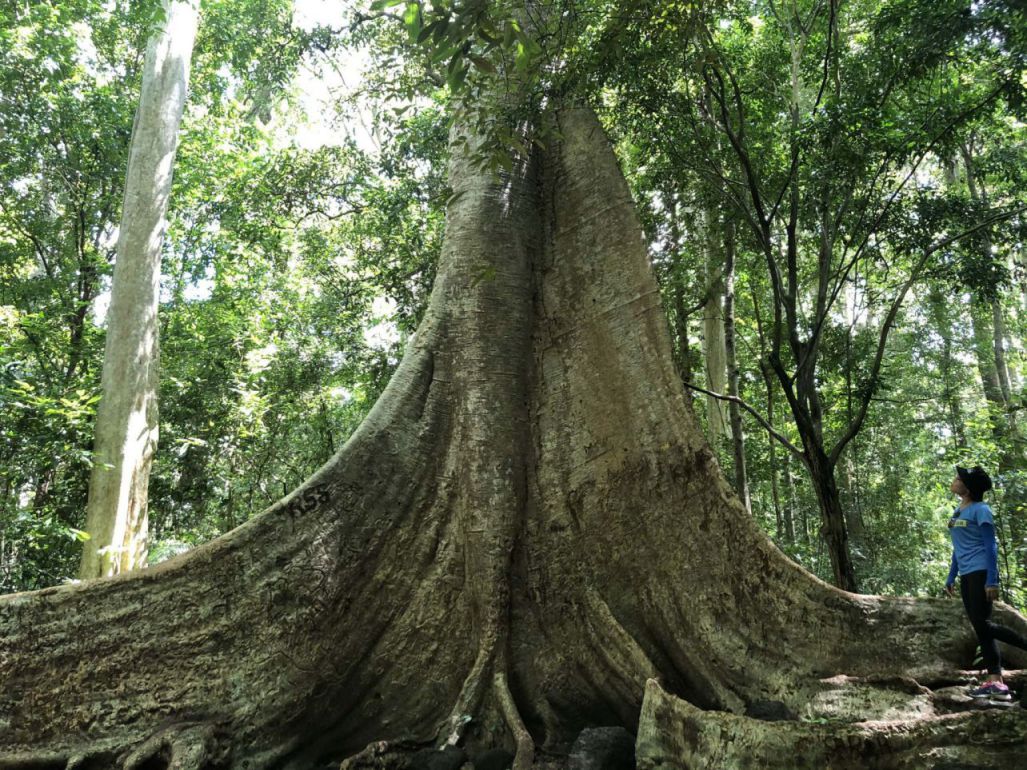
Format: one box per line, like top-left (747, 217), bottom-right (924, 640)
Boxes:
top-left (957, 465), bottom-right (993, 500)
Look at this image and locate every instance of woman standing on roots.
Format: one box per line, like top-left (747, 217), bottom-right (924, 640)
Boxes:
top-left (944, 465), bottom-right (1027, 701)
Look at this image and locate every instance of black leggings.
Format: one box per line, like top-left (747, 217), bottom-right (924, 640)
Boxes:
top-left (959, 570), bottom-right (1027, 675)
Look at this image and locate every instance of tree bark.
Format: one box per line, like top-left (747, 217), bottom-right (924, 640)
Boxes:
top-left (992, 297), bottom-right (1014, 405)
top-left (2, 107), bottom-right (1025, 769)
top-left (805, 447), bottom-right (858, 592)
top-left (79, 0), bottom-right (198, 578)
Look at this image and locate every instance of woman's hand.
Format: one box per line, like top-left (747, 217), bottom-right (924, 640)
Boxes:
top-left (986, 586), bottom-right (999, 602)
top-left (944, 583), bottom-right (955, 598)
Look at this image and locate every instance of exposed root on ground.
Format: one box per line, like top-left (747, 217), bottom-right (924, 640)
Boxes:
top-left (494, 670), bottom-right (534, 770)
top-left (122, 723), bottom-right (227, 770)
top-left (638, 676), bottom-right (1027, 770)
top-left (442, 645), bottom-right (495, 747)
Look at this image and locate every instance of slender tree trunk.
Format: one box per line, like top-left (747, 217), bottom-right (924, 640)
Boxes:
top-left (786, 455), bottom-right (801, 544)
top-left (805, 447), bottom-right (858, 592)
top-left (783, 358), bottom-right (858, 590)
top-left (843, 451), bottom-right (863, 545)
top-left (992, 296), bottom-right (1014, 405)
top-left (927, 287), bottom-right (968, 448)
top-left (841, 283), bottom-right (863, 545)
top-left (721, 215), bottom-right (750, 512)
top-left (79, 0), bottom-right (198, 578)
top-left (2, 107), bottom-right (1025, 770)
top-left (666, 192), bottom-right (693, 394)
top-left (702, 208), bottom-right (728, 443)
top-left (960, 146), bottom-right (1027, 601)
top-left (768, 381), bottom-right (783, 540)
top-left (672, 283), bottom-right (693, 392)
top-left (972, 296), bottom-right (1010, 416)
top-left (961, 140), bottom-right (1022, 465)
top-left (751, 285), bottom-right (784, 538)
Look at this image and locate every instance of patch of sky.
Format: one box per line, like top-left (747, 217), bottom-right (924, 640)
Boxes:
top-left (363, 295), bottom-right (399, 352)
top-left (183, 264), bottom-right (216, 302)
top-left (284, 0), bottom-right (377, 154)
top-left (329, 384), bottom-right (353, 403)
top-left (91, 277), bottom-right (112, 326)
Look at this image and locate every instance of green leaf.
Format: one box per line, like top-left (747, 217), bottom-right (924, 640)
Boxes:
top-left (468, 54), bottom-right (495, 74)
top-left (417, 19), bottom-right (441, 44)
top-left (447, 63), bottom-right (468, 91)
top-left (515, 40), bottom-right (529, 72)
top-left (431, 42), bottom-right (460, 63)
top-left (403, 2), bottom-right (422, 40)
top-left (471, 263), bottom-right (497, 287)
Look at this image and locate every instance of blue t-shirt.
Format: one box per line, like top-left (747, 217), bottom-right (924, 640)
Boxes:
top-left (946, 501), bottom-right (999, 586)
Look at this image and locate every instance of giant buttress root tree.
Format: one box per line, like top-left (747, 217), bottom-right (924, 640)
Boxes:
top-left (2, 107), bottom-right (1026, 769)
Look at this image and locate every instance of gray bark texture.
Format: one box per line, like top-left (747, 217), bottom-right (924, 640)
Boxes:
top-left (2, 107), bottom-right (1026, 769)
top-left (79, 0), bottom-right (198, 579)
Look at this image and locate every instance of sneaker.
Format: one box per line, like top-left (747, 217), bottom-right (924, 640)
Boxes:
top-left (969, 681), bottom-right (1013, 701)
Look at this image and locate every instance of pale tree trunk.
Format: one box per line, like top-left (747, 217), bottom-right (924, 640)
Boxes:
top-left (2, 108), bottom-right (1026, 770)
top-left (927, 286), bottom-right (968, 448)
top-left (701, 208), bottom-right (729, 443)
top-left (665, 192), bottom-right (694, 394)
top-left (672, 282), bottom-right (693, 392)
top-left (721, 214), bottom-right (750, 513)
top-left (841, 281), bottom-right (863, 545)
top-left (769, 384), bottom-right (784, 539)
top-left (751, 285), bottom-right (784, 538)
top-left (79, 0), bottom-right (198, 579)
top-left (959, 141), bottom-right (1027, 602)
top-left (786, 453), bottom-right (801, 544)
top-left (992, 296), bottom-right (1014, 404)
top-left (962, 144), bottom-right (1014, 412)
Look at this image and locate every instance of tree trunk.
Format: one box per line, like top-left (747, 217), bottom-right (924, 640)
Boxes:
top-left (808, 449), bottom-right (859, 592)
top-left (79, 0), bottom-right (198, 579)
top-left (701, 209), bottom-right (728, 443)
top-left (992, 297), bottom-right (1013, 405)
top-left (672, 281), bottom-right (693, 394)
top-left (2, 108), bottom-right (1026, 769)
top-left (769, 383), bottom-right (783, 540)
top-left (666, 193), bottom-right (693, 395)
top-left (927, 286), bottom-right (968, 448)
top-left (721, 215), bottom-right (750, 513)
top-left (961, 140), bottom-right (1024, 470)
top-left (786, 454), bottom-right (802, 545)
top-left (751, 286), bottom-right (784, 539)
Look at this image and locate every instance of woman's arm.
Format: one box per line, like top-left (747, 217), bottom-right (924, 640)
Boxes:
top-left (981, 522), bottom-right (999, 587)
top-left (946, 550), bottom-right (958, 588)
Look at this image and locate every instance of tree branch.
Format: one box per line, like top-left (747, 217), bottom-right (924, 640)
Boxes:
top-left (828, 203), bottom-right (1027, 464)
top-left (682, 381), bottom-right (804, 459)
